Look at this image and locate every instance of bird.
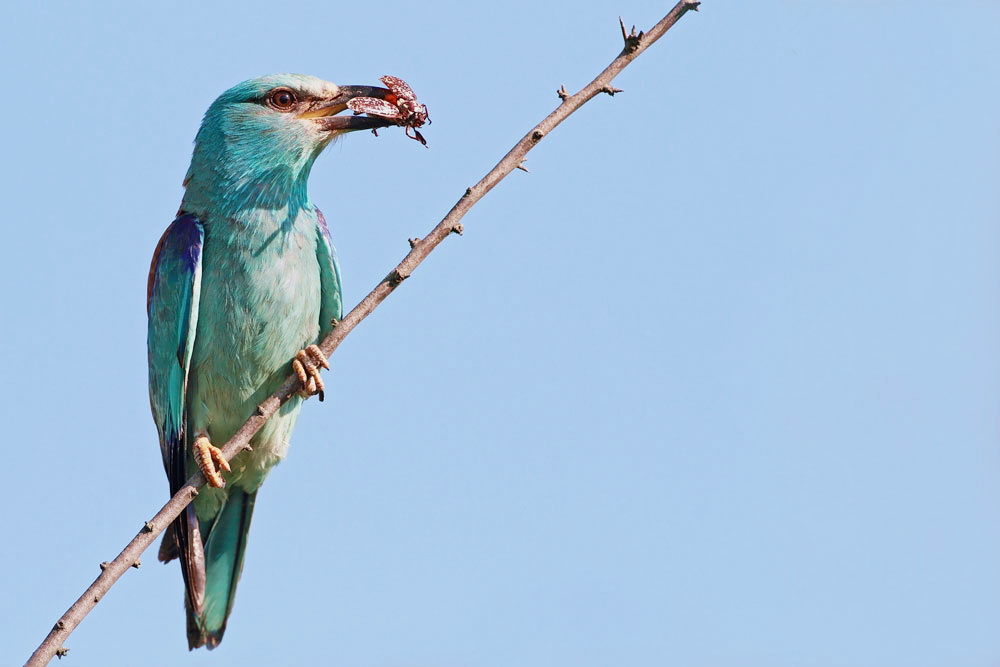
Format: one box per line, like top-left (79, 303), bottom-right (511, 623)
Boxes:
top-left (147, 74), bottom-right (399, 649)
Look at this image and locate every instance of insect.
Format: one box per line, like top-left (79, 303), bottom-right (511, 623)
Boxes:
top-left (347, 75), bottom-right (430, 145)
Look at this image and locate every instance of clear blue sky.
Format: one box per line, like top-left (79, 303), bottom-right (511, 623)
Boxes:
top-left (2, 2), bottom-right (999, 665)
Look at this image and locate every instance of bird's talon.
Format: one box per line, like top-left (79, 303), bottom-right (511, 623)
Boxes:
top-left (305, 344), bottom-right (330, 369)
top-left (294, 346), bottom-right (328, 398)
top-left (194, 435), bottom-right (229, 488)
top-left (292, 358), bottom-right (308, 385)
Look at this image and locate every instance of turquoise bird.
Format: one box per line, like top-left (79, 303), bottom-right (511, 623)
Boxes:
top-left (147, 74), bottom-right (399, 649)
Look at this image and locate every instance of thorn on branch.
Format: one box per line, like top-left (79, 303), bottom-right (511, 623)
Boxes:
top-left (143, 521), bottom-right (154, 533)
top-left (451, 223), bottom-right (464, 236)
top-left (601, 85), bottom-right (624, 96)
top-left (408, 237), bottom-right (420, 248)
top-left (55, 648), bottom-right (69, 659)
top-left (464, 187), bottom-right (472, 197)
top-left (516, 160), bottom-right (530, 173)
top-left (132, 559), bottom-right (141, 569)
top-left (99, 562), bottom-right (109, 571)
top-left (557, 85), bottom-right (569, 100)
top-left (619, 16), bottom-right (644, 52)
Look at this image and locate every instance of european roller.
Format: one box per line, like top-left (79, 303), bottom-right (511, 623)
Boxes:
top-left (147, 74), bottom-right (406, 649)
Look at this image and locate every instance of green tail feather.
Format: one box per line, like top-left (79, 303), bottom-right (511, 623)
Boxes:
top-left (187, 489), bottom-right (257, 650)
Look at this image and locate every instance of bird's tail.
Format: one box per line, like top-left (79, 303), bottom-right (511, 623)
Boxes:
top-left (161, 488), bottom-right (258, 650)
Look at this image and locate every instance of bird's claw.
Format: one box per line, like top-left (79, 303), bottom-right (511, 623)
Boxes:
top-left (293, 344), bottom-right (329, 401)
top-left (193, 435), bottom-right (230, 488)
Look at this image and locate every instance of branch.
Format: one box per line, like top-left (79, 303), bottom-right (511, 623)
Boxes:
top-left (26, 2), bottom-right (700, 663)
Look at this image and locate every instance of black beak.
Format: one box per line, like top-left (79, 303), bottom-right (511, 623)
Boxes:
top-left (311, 85), bottom-right (395, 133)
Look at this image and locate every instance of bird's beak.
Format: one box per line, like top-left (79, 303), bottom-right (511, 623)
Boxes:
top-left (302, 85), bottom-right (396, 133)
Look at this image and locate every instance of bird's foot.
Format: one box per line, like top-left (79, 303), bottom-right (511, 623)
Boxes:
top-left (193, 435), bottom-right (230, 488)
top-left (293, 344), bottom-right (330, 401)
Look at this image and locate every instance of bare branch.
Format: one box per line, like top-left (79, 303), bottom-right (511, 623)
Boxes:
top-left (26, 2), bottom-right (700, 664)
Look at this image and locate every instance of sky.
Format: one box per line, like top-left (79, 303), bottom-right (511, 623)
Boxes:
top-left (2, 1), bottom-right (1000, 665)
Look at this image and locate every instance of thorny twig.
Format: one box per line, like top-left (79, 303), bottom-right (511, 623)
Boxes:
top-left (26, 2), bottom-right (701, 664)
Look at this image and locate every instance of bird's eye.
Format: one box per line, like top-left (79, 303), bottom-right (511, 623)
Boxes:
top-left (268, 89), bottom-right (296, 111)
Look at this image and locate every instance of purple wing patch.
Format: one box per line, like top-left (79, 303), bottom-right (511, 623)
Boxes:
top-left (147, 214), bottom-right (203, 313)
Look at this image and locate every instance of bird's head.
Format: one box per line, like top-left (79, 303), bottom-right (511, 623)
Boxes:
top-left (182, 73), bottom-right (395, 216)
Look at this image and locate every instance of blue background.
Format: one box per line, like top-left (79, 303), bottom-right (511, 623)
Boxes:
top-left (3, 1), bottom-right (1000, 665)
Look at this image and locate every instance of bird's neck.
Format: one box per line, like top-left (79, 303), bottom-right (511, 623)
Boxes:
top-left (179, 142), bottom-right (322, 222)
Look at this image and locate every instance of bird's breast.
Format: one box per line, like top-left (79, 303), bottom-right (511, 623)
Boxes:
top-left (187, 208), bottom-right (323, 464)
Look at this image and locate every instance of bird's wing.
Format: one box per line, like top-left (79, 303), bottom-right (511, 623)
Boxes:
top-left (147, 213), bottom-right (208, 617)
top-left (315, 208), bottom-right (343, 337)
top-left (147, 214), bottom-right (204, 492)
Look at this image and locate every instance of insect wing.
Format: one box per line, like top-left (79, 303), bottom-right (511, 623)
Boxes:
top-left (347, 97), bottom-right (402, 120)
top-left (380, 75), bottom-right (417, 102)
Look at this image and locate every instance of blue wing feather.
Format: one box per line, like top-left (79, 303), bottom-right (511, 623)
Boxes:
top-left (315, 208), bottom-right (343, 337)
top-left (148, 214), bottom-right (211, 630)
top-left (148, 214), bottom-right (204, 493)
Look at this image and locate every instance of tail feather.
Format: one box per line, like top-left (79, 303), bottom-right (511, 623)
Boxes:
top-left (185, 489), bottom-right (257, 650)
top-left (177, 505), bottom-right (207, 625)
top-left (158, 521), bottom-right (179, 563)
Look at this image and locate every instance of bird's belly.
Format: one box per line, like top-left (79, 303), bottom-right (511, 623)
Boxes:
top-left (188, 231), bottom-right (322, 502)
